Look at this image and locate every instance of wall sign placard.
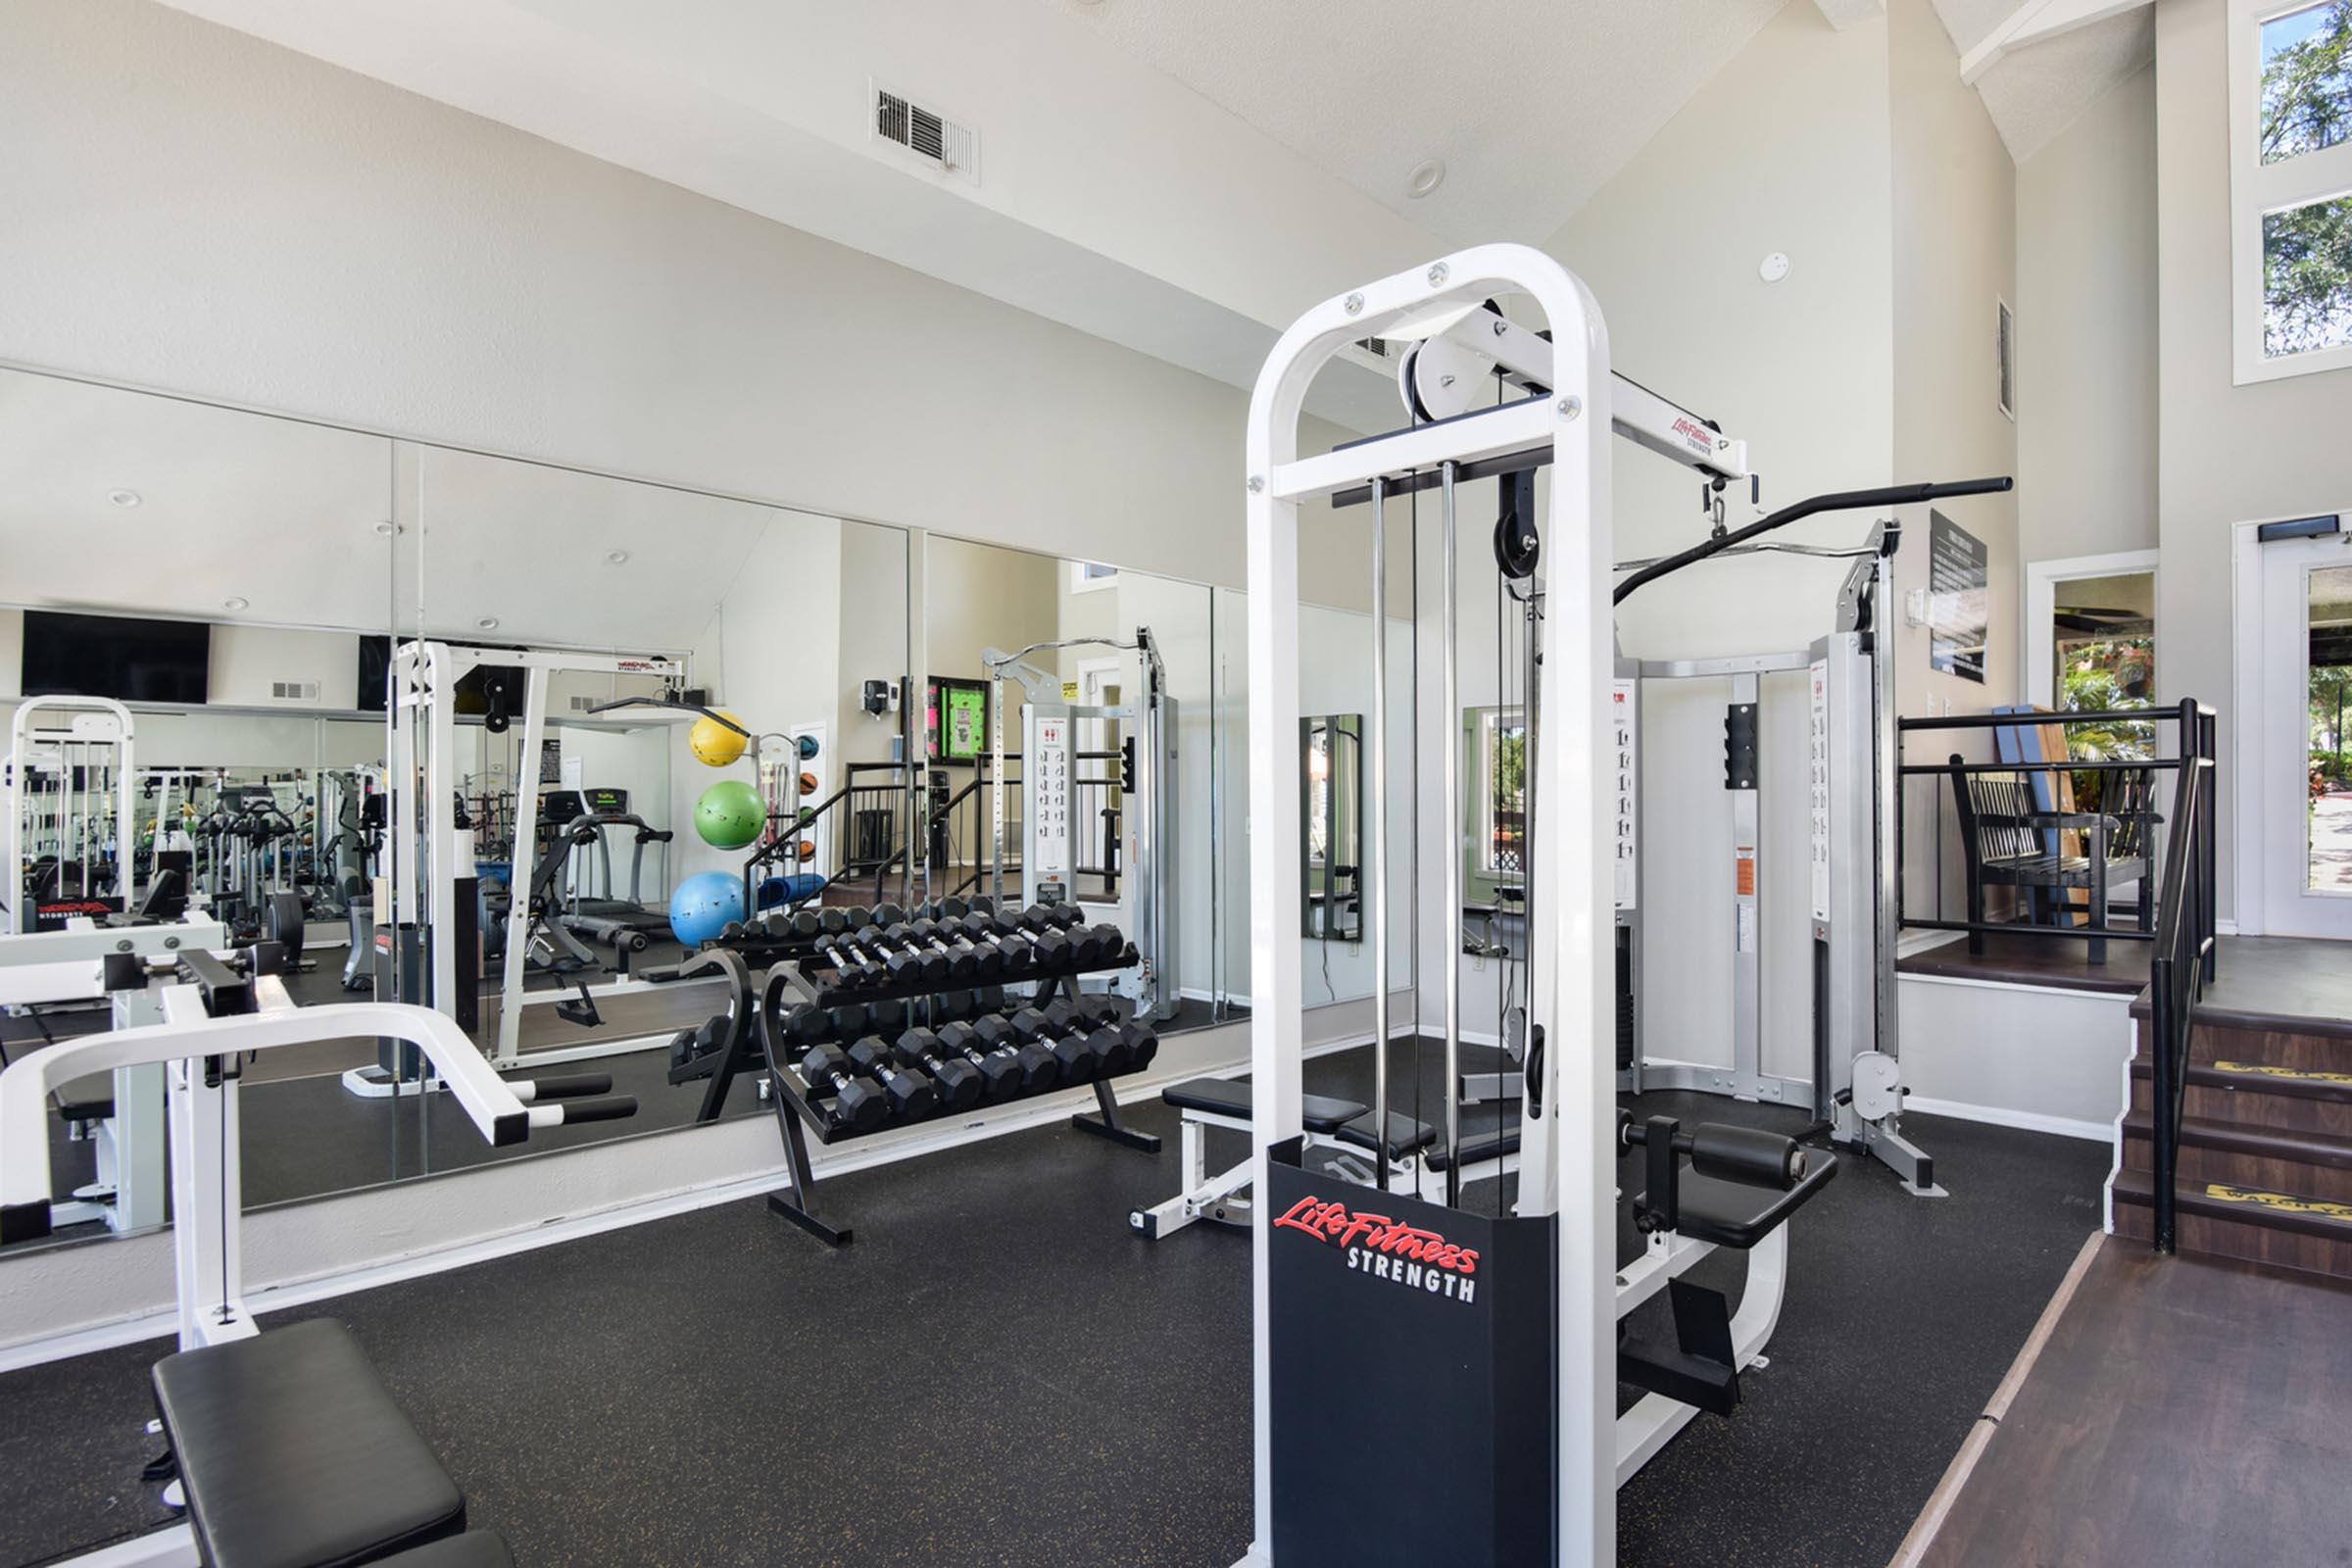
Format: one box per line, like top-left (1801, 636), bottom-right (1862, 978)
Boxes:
top-left (1928, 510), bottom-right (1988, 684)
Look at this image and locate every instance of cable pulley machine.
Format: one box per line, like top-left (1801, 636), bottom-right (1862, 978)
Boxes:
top-left (1241, 245), bottom-right (2009, 1567)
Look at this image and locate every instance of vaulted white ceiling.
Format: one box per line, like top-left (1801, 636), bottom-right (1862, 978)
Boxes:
top-left (1048, 0), bottom-right (1789, 244)
top-left (1928, 0), bottom-right (2153, 160)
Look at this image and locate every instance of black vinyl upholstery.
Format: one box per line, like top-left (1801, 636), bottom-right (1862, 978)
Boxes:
top-left (1160, 1076), bottom-right (1368, 1135)
top-left (153, 1319), bottom-right (466, 1568)
top-left (1635, 1155), bottom-right (1839, 1250)
top-left (1332, 1110), bottom-right (1439, 1159)
top-left (1423, 1128), bottom-right (1521, 1172)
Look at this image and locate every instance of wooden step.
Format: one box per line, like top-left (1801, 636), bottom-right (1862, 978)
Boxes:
top-left (2182, 1018), bottom-right (2352, 1076)
top-left (2124, 1110), bottom-right (2352, 1201)
top-left (2112, 1166), bottom-right (2352, 1280)
top-left (2130, 1059), bottom-right (2352, 1137)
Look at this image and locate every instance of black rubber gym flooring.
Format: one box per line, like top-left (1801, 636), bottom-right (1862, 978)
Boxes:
top-left (0, 1039), bottom-right (2106, 1567)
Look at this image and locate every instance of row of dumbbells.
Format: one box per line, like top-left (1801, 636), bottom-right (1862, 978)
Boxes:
top-left (672, 988), bottom-right (1016, 1078)
top-left (808, 901), bottom-right (1125, 993)
top-left (792, 999), bottom-right (1160, 1137)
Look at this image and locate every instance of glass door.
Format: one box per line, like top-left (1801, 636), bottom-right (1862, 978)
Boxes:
top-left (2258, 534), bottom-right (2352, 935)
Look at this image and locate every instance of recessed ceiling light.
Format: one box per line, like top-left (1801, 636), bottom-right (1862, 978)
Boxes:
top-left (476, 615), bottom-right (500, 630)
top-left (1406, 159), bottom-right (1446, 199)
top-left (108, 489), bottom-right (141, 508)
top-left (605, 549), bottom-right (630, 566)
top-left (221, 596), bottom-right (250, 612)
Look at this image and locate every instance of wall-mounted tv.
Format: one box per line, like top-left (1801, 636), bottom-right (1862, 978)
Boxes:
top-left (21, 610), bottom-right (211, 704)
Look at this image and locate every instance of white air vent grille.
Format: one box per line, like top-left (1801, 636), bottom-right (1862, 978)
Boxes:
top-left (873, 83), bottom-right (978, 183)
top-left (1354, 337), bottom-right (1392, 359)
top-left (270, 680), bottom-right (319, 702)
top-left (569, 695), bottom-right (601, 713)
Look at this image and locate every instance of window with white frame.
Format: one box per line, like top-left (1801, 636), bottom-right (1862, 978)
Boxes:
top-left (2230, 0), bottom-right (2352, 383)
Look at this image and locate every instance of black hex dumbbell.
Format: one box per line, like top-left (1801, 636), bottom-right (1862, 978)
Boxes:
top-left (842, 1036), bottom-right (941, 1122)
top-left (796, 1043), bottom-right (887, 1134)
top-left (913, 916), bottom-right (997, 979)
top-left (954, 911), bottom-right (1033, 977)
top-left (899, 917), bottom-right (980, 982)
top-left (968, 1012), bottom-right (1062, 1092)
top-left (1004, 1004), bottom-right (1103, 1083)
top-left (783, 1004), bottom-right (835, 1051)
top-left (852, 912), bottom-right (952, 986)
top-left (813, 933), bottom-right (885, 989)
top-left (895, 1025), bottom-right (995, 1107)
top-left (1075, 923), bottom-right (1128, 965)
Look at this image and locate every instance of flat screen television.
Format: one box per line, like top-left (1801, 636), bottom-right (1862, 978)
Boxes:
top-left (20, 611), bottom-right (211, 704)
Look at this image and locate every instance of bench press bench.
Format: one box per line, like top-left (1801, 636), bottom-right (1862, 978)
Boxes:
top-left (1128, 1076), bottom-right (1441, 1240)
top-left (152, 1318), bottom-right (512, 1568)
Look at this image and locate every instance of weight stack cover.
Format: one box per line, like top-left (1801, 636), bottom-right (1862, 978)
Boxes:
top-left (1267, 1145), bottom-right (1556, 1565)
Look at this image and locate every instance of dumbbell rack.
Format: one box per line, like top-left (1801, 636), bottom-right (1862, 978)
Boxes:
top-left (757, 940), bottom-right (1160, 1249)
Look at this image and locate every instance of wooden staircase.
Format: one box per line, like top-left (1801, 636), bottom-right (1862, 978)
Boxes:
top-left (2114, 1006), bottom-right (2352, 1280)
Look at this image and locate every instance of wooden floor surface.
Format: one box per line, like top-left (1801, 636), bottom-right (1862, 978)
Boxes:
top-left (1905, 1237), bottom-right (2352, 1568)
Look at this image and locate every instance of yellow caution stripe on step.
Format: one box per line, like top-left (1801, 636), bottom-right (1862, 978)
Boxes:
top-left (2212, 1061), bottom-right (2352, 1087)
top-left (2204, 1183), bottom-right (2352, 1221)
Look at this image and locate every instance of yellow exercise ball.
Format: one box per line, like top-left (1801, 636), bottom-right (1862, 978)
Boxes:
top-left (689, 710), bottom-right (748, 768)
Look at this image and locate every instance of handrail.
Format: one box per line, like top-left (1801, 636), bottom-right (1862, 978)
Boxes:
top-left (2144, 698), bottom-right (2218, 1253)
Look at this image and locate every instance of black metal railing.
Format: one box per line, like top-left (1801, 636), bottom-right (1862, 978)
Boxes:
top-left (1895, 702), bottom-right (2213, 955)
top-left (2145, 704), bottom-right (2218, 1251)
top-left (1897, 698), bottom-right (2217, 1253)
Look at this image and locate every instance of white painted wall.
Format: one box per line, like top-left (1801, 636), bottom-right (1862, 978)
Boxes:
top-left (207, 624), bottom-right (363, 709)
top-left (1897, 973), bottom-right (2133, 1139)
top-left (668, 511), bottom-right (849, 895)
top-left (2015, 65), bottom-right (2160, 565)
top-left (2155, 0), bottom-right (2352, 920)
top-left (0, 0), bottom-right (1359, 595)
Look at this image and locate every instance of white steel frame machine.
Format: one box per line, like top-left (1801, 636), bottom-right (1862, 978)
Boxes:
top-left (1240, 244), bottom-right (2006, 1567)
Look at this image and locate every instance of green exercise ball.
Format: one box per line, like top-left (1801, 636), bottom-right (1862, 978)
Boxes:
top-left (695, 779), bottom-right (764, 850)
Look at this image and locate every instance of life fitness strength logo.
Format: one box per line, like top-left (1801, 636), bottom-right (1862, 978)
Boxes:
top-left (1274, 1197), bottom-right (1481, 1305)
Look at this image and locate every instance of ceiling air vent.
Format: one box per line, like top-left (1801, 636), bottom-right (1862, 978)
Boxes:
top-left (1354, 338), bottom-right (1392, 359)
top-left (270, 679), bottom-right (319, 702)
top-left (873, 83), bottom-right (978, 183)
top-left (569, 695), bottom-right (602, 713)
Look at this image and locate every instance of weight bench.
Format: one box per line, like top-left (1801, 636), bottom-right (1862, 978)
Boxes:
top-left (152, 1318), bottom-right (512, 1567)
top-left (1127, 1077), bottom-right (1437, 1240)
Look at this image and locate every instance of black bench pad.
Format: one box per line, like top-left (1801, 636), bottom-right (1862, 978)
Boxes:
top-left (377, 1536), bottom-right (514, 1568)
top-left (153, 1319), bottom-right (465, 1568)
top-left (1424, 1128), bottom-right (1521, 1172)
top-left (1161, 1077), bottom-right (1368, 1135)
top-left (1333, 1110), bottom-right (1439, 1160)
top-left (1634, 1153), bottom-right (1838, 1250)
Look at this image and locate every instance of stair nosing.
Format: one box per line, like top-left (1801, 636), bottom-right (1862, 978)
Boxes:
top-left (2111, 1167), bottom-right (2352, 1242)
top-left (2128, 1060), bottom-right (2352, 1102)
top-left (2120, 1110), bottom-right (2352, 1169)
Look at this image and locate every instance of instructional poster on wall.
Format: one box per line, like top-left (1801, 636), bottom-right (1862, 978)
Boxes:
top-left (1928, 510), bottom-right (1988, 684)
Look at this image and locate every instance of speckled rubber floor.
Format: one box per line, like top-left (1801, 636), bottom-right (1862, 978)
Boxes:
top-left (0, 1040), bottom-right (2105, 1567)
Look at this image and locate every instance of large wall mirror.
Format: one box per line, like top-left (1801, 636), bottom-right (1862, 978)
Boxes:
top-left (0, 362), bottom-right (1280, 1279)
top-left (917, 536), bottom-right (1234, 1033)
top-left (0, 366), bottom-right (922, 1254)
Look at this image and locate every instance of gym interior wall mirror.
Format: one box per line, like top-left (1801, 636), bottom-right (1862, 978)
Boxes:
top-left (919, 531), bottom-right (1231, 1033)
top-left (1299, 713), bottom-right (1364, 940)
top-left (0, 364), bottom-right (401, 1257)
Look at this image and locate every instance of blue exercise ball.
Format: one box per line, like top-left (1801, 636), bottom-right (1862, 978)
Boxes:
top-left (668, 870), bottom-right (745, 948)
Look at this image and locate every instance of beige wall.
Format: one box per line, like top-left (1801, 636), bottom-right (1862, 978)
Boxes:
top-left (1890, 0), bottom-right (2024, 714)
top-left (2156, 0), bottom-right (2352, 919)
top-left (2016, 66), bottom-right (2160, 565)
top-left (1548, 0), bottom-right (1898, 667)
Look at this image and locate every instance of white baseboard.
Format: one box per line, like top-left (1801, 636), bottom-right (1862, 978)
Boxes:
top-left (1903, 1094), bottom-right (2113, 1144)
